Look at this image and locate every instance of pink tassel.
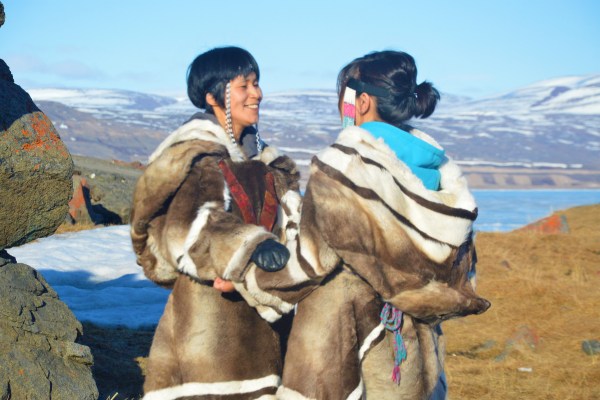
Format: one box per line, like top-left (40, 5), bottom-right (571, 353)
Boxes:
top-left (392, 365), bottom-right (401, 384)
top-left (343, 103), bottom-right (355, 116)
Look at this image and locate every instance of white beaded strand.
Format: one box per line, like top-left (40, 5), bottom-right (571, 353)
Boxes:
top-left (225, 82), bottom-right (235, 144)
top-left (255, 127), bottom-right (263, 153)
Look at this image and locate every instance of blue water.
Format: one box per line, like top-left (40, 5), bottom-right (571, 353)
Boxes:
top-left (473, 189), bottom-right (600, 232)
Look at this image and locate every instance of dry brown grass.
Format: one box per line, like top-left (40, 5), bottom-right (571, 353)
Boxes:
top-left (444, 204), bottom-right (600, 400)
top-left (55, 221), bottom-right (100, 234)
top-left (80, 204), bottom-right (600, 399)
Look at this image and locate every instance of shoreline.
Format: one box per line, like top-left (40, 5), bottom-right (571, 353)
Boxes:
top-left (461, 165), bottom-right (600, 189)
top-left (470, 187), bottom-right (600, 191)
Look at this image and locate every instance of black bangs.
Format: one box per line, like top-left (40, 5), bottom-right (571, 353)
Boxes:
top-left (187, 46), bottom-right (260, 110)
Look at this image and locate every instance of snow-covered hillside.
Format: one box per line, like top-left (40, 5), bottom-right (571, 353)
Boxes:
top-left (28, 75), bottom-right (600, 168)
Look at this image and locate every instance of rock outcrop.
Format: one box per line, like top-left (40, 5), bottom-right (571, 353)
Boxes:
top-left (516, 213), bottom-right (570, 234)
top-left (67, 155), bottom-right (143, 226)
top-left (0, 59), bottom-right (73, 250)
top-left (0, 255), bottom-right (98, 399)
top-left (0, 59), bottom-right (98, 399)
top-left (68, 175), bottom-right (122, 225)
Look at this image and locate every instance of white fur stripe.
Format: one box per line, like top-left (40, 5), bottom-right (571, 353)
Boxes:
top-left (143, 374), bottom-right (280, 400)
top-left (346, 378), bottom-right (364, 400)
top-left (147, 118), bottom-right (249, 163)
top-left (223, 182), bottom-right (232, 211)
top-left (334, 126), bottom-right (475, 203)
top-left (149, 119), bottom-right (230, 163)
top-left (245, 267), bottom-right (295, 315)
top-left (358, 323), bottom-right (385, 360)
top-left (256, 305), bottom-right (283, 323)
top-left (276, 385), bottom-right (316, 400)
top-left (276, 380), bottom-right (364, 400)
top-left (177, 202), bottom-right (218, 278)
top-left (315, 135), bottom-right (475, 261)
top-left (146, 235), bottom-right (177, 282)
top-left (404, 225), bottom-right (453, 264)
top-left (278, 191), bottom-right (311, 283)
top-left (281, 190), bottom-right (301, 241)
top-left (281, 191), bottom-right (301, 224)
top-left (283, 238), bottom-right (311, 282)
top-left (259, 145), bottom-right (279, 165)
top-left (319, 143), bottom-right (473, 246)
top-left (222, 228), bottom-right (273, 279)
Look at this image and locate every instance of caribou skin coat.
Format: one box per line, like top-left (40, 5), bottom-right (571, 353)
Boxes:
top-left (130, 114), bottom-right (299, 399)
top-left (231, 125), bottom-right (490, 399)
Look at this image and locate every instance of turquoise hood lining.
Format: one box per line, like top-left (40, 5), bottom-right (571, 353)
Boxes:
top-left (360, 122), bottom-right (445, 190)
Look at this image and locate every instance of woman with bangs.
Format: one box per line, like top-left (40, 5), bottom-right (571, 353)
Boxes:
top-left (130, 46), bottom-right (299, 399)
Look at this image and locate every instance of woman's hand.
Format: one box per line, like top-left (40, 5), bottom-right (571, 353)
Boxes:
top-left (213, 277), bottom-right (236, 293)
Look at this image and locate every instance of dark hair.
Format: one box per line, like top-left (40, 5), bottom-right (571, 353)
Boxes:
top-left (337, 50), bottom-right (440, 126)
top-left (187, 46), bottom-right (260, 112)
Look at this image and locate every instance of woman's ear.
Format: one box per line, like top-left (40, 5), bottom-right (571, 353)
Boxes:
top-left (206, 93), bottom-right (218, 107)
top-left (356, 93), bottom-right (380, 125)
top-left (356, 92), bottom-right (372, 115)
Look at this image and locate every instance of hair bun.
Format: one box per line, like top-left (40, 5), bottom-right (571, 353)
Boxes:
top-left (414, 81), bottom-right (440, 119)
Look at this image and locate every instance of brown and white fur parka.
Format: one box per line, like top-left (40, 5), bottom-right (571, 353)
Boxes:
top-left (230, 125), bottom-right (490, 399)
top-left (130, 113), bottom-right (299, 399)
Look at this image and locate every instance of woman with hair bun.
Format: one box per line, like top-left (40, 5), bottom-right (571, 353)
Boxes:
top-left (230, 50), bottom-right (489, 399)
top-left (130, 46), bottom-right (299, 399)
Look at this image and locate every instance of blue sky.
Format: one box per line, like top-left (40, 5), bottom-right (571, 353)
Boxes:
top-left (1, 0), bottom-right (599, 98)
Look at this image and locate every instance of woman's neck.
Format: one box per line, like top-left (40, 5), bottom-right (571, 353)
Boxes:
top-left (212, 107), bottom-right (243, 141)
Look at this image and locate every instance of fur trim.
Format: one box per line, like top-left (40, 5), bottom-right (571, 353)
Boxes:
top-left (223, 183), bottom-right (232, 211)
top-left (346, 379), bottom-right (364, 400)
top-left (242, 267), bottom-right (295, 315)
top-left (258, 145), bottom-right (279, 164)
top-left (255, 305), bottom-right (284, 323)
top-left (276, 386), bottom-right (316, 400)
top-left (149, 118), bottom-right (245, 163)
top-left (281, 190), bottom-right (301, 231)
top-left (222, 228), bottom-right (275, 280)
top-left (409, 126), bottom-right (444, 150)
top-left (177, 202), bottom-right (218, 278)
top-left (315, 126), bottom-right (476, 263)
top-left (143, 374), bottom-right (280, 400)
top-left (231, 282), bottom-right (284, 323)
top-left (359, 324), bottom-right (386, 360)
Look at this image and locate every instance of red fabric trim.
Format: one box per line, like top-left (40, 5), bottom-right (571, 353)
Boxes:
top-left (218, 160), bottom-right (256, 224)
top-left (218, 160), bottom-right (280, 231)
top-left (259, 172), bottom-right (278, 231)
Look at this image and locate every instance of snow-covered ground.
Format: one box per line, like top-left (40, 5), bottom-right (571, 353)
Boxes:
top-left (9, 225), bottom-right (170, 330)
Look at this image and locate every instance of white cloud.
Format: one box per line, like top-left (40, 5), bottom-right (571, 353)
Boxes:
top-left (6, 53), bottom-right (106, 80)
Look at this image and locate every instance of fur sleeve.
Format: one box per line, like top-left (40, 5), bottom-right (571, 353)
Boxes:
top-left (234, 136), bottom-right (489, 324)
top-left (232, 177), bottom-right (343, 321)
top-left (131, 140), bottom-right (276, 286)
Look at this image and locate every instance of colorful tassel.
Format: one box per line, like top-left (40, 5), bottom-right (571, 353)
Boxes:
top-left (342, 85), bottom-right (356, 128)
top-left (380, 302), bottom-right (407, 384)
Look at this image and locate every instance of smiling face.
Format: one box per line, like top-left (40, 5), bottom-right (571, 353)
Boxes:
top-left (228, 72), bottom-right (262, 139)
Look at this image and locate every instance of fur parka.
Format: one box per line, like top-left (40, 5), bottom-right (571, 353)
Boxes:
top-left (231, 125), bottom-right (490, 399)
top-left (130, 114), bottom-right (300, 399)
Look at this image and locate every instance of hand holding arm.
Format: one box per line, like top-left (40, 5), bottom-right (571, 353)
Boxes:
top-left (250, 239), bottom-right (290, 272)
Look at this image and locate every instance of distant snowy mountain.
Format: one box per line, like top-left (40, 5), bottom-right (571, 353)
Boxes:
top-left (29, 75), bottom-right (600, 169)
top-left (415, 74), bottom-right (600, 169)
